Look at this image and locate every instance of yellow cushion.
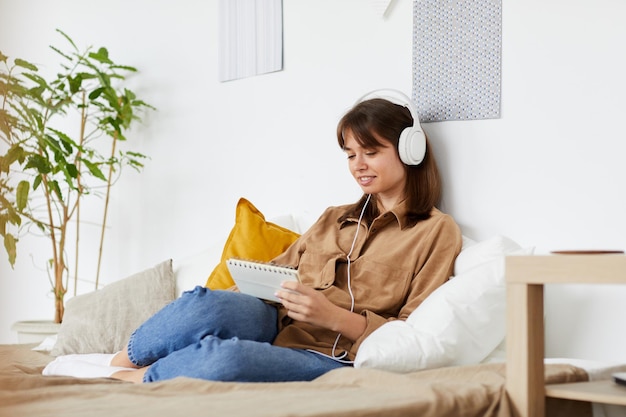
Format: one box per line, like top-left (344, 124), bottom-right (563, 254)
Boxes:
top-left (205, 198), bottom-right (301, 289)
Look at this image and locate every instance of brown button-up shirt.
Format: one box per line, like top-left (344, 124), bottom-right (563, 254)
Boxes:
top-left (271, 200), bottom-right (462, 361)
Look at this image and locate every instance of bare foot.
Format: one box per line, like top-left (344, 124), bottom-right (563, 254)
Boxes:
top-left (110, 350), bottom-right (138, 368)
top-left (110, 367), bottom-right (148, 383)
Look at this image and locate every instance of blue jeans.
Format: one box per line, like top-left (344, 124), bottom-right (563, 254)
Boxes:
top-left (127, 286), bottom-right (348, 382)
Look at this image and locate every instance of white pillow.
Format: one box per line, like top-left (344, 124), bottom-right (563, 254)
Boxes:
top-left (174, 243), bottom-right (223, 295)
top-left (454, 234), bottom-right (526, 275)
top-left (354, 235), bottom-right (533, 372)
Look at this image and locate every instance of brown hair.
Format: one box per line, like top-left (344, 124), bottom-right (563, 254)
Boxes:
top-left (336, 98), bottom-right (441, 226)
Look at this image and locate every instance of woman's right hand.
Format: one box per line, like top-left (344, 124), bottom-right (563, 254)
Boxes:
top-left (276, 282), bottom-right (366, 342)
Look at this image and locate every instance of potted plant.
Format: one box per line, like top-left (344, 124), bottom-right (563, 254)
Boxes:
top-left (0, 29), bottom-right (154, 335)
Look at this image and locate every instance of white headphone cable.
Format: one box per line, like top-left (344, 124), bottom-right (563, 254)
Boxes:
top-left (321, 194), bottom-right (371, 362)
top-left (345, 194), bottom-right (371, 312)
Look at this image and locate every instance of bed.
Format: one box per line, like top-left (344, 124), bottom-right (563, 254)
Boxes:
top-left (0, 344), bottom-right (593, 417)
top-left (0, 199), bottom-right (623, 417)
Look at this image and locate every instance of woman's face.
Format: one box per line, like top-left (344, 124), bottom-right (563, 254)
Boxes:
top-left (343, 130), bottom-right (407, 210)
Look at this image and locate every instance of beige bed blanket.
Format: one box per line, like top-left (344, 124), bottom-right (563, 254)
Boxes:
top-left (0, 344), bottom-right (590, 417)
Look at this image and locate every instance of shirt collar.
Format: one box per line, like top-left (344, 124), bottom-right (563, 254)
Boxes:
top-left (386, 199), bottom-right (410, 229)
top-left (339, 198), bottom-right (411, 230)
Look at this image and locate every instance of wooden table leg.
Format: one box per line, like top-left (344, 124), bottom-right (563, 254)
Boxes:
top-left (506, 283), bottom-right (545, 417)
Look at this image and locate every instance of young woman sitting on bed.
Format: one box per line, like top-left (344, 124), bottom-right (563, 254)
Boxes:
top-left (50, 89), bottom-right (462, 383)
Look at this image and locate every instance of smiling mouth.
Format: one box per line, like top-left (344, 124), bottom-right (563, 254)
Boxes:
top-left (358, 176), bottom-right (375, 185)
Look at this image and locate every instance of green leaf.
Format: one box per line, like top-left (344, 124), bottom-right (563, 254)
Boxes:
top-left (0, 145), bottom-right (26, 173)
top-left (54, 29), bottom-right (78, 52)
top-left (4, 233), bottom-right (17, 267)
top-left (76, 72), bottom-right (97, 81)
top-left (7, 145), bottom-right (26, 164)
top-left (68, 73), bottom-right (82, 94)
top-left (15, 181), bottom-right (29, 211)
top-left (35, 220), bottom-right (46, 233)
top-left (43, 134), bottom-right (65, 156)
top-left (25, 154), bottom-right (52, 174)
top-left (0, 51), bottom-right (7, 63)
top-left (48, 179), bottom-right (63, 201)
top-left (126, 151), bottom-right (147, 159)
top-left (49, 45), bottom-right (73, 62)
top-left (14, 58), bottom-right (38, 72)
top-left (106, 115), bottom-right (122, 131)
top-left (81, 159), bottom-right (106, 181)
top-left (48, 128), bottom-right (78, 153)
top-left (6, 206), bottom-right (21, 227)
top-left (88, 87), bottom-right (105, 100)
top-left (0, 194), bottom-right (21, 227)
top-left (22, 72), bottom-right (49, 90)
top-left (99, 85), bottom-right (117, 108)
top-left (127, 159), bottom-right (145, 170)
top-left (111, 64), bottom-right (137, 72)
top-left (65, 163), bottom-right (78, 178)
top-left (89, 47), bottom-right (112, 64)
top-left (33, 175), bottom-right (42, 191)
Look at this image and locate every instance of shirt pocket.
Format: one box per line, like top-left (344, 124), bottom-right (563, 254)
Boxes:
top-left (350, 259), bottom-right (413, 314)
top-left (297, 252), bottom-right (341, 289)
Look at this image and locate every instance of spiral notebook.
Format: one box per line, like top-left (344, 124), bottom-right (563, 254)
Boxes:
top-left (226, 258), bottom-right (300, 303)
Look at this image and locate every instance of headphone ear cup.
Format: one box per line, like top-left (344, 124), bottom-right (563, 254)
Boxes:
top-left (354, 89), bottom-right (426, 166)
top-left (398, 127), bottom-right (426, 166)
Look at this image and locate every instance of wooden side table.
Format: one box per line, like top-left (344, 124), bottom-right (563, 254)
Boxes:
top-left (505, 254), bottom-right (626, 417)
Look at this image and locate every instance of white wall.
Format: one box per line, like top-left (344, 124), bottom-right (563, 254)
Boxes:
top-left (1, 0), bottom-right (625, 363)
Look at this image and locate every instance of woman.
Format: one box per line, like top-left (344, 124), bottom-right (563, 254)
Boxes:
top-left (52, 91), bottom-right (462, 383)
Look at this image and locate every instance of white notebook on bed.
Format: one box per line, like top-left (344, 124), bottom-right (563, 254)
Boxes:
top-left (226, 258), bottom-right (300, 303)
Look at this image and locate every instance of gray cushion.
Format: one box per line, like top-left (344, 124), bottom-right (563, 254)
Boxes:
top-left (51, 259), bottom-right (176, 356)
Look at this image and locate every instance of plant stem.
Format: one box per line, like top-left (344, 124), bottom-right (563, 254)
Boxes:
top-left (95, 126), bottom-right (118, 289)
top-left (40, 169), bottom-right (66, 323)
top-left (55, 209), bottom-right (68, 323)
top-left (73, 197), bottom-right (80, 297)
top-left (73, 91), bottom-right (88, 296)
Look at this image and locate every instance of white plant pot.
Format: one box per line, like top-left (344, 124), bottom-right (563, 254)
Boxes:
top-left (11, 320), bottom-right (61, 344)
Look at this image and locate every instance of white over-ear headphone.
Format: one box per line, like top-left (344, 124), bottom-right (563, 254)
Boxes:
top-left (355, 89), bottom-right (426, 166)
